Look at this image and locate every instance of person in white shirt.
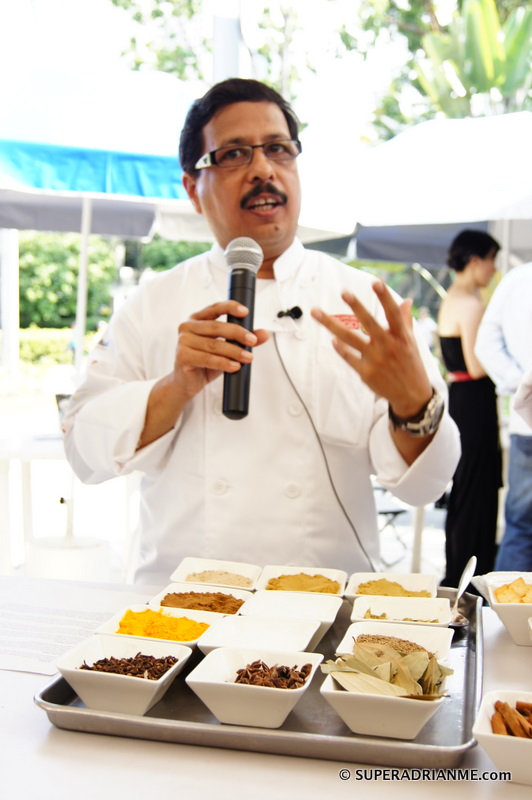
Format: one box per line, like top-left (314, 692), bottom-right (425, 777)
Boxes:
top-left (475, 262), bottom-right (532, 571)
top-left (63, 79), bottom-right (460, 584)
top-left (416, 306), bottom-right (438, 352)
top-left (514, 361), bottom-right (532, 428)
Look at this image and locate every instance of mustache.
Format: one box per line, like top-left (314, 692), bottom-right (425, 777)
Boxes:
top-left (241, 182), bottom-right (288, 209)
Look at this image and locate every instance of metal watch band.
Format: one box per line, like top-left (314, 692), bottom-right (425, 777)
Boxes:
top-left (388, 388), bottom-right (444, 437)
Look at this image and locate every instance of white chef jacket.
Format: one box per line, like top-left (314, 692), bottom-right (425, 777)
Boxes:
top-left (475, 262), bottom-right (532, 436)
top-left (64, 239), bottom-right (460, 584)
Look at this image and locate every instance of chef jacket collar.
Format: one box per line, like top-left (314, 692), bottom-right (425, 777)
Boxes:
top-left (206, 237), bottom-right (306, 284)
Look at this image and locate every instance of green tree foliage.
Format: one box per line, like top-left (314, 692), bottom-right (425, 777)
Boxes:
top-left (253, 6), bottom-right (309, 104)
top-left (340, 0), bottom-right (532, 139)
top-left (110, 0), bottom-right (208, 79)
top-left (126, 235), bottom-right (211, 273)
top-left (18, 233), bottom-right (117, 330)
top-left (108, 1), bottom-right (312, 108)
top-left (417, 0), bottom-right (532, 115)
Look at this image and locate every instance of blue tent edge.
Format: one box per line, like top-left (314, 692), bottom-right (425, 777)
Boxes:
top-left (0, 138), bottom-right (186, 200)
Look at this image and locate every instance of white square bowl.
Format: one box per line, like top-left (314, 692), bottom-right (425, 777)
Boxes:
top-left (482, 573), bottom-right (532, 647)
top-left (255, 565), bottom-right (347, 595)
top-left (96, 605), bottom-right (224, 646)
top-left (472, 689), bottom-right (532, 785)
top-left (351, 596), bottom-right (451, 627)
top-left (56, 634), bottom-right (192, 715)
top-left (185, 646), bottom-right (324, 728)
top-left (240, 590), bottom-right (343, 650)
top-left (335, 620), bottom-right (454, 661)
top-left (345, 572), bottom-right (437, 602)
top-left (197, 615), bottom-right (320, 656)
top-left (320, 673), bottom-right (446, 740)
top-left (169, 557), bottom-right (262, 590)
top-left (149, 583), bottom-right (253, 615)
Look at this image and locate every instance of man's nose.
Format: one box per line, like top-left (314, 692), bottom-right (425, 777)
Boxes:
top-left (247, 147), bottom-right (275, 181)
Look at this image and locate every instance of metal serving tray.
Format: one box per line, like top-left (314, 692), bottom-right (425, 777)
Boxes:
top-left (34, 588), bottom-right (483, 769)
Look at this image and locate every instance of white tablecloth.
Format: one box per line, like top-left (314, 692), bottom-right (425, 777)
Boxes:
top-left (1, 577), bottom-right (531, 799)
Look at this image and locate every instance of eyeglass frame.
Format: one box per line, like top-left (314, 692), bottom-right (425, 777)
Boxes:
top-left (194, 139), bottom-right (302, 171)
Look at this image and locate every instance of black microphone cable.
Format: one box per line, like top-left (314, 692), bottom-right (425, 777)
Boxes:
top-left (272, 332), bottom-right (378, 572)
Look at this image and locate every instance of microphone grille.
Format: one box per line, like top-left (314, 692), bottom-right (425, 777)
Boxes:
top-left (224, 237), bottom-right (264, 272)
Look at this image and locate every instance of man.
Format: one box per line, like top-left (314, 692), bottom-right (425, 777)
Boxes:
top-left (416, 307), bottom-right (437, 352)
top-left (475, 262), bottom-right (532, 571)
top-left (64, 79), bottom-right (460, 584)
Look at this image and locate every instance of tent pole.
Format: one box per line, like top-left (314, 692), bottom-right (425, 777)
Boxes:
top-left (74, 198), bottom-right (92, 375)
top-left (0, 228), bottom-right (20, 392)
top-left (501, 219), bottom-right (510, 274)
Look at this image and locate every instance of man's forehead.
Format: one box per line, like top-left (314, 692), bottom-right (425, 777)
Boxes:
top-left (202, 101), bottom-right (290, 147)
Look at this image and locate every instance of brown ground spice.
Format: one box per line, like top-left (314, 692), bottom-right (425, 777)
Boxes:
top-left (160, 591), bottom-right (244, 614)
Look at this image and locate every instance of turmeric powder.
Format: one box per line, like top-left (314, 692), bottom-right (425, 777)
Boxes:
top-left (117, 608), bottom-right (209, 641)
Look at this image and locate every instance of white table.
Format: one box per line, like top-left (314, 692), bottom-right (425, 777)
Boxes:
top-left (0, 434), bottom-right (66, 573)
top-left (0, 437), bottom-right (140, 579)
top-left (1, 577), bottom-right (531, 799)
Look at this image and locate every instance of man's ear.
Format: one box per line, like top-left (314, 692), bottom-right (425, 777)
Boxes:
top-left (183, 173), bottom-right (202, 214)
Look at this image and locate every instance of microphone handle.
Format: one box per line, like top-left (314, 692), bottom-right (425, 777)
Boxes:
top-left (223, 268), bottom-right (256, 420)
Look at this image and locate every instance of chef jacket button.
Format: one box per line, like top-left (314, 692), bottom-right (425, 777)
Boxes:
top-left (288, 402), bottom-right (303, 416)
top-left (295, 329), bottom-right (307, 340)
top-left (285, 484), bottom-right (301, 498)
top-left (213, 480), bottom-right (228, 495)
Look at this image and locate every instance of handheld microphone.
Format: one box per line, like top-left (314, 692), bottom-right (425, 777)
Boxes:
top-left (223, 237), bottom-right (264, 420)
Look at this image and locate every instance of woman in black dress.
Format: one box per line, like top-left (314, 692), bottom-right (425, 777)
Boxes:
top-left (437, 230), bottom-right (502, 588)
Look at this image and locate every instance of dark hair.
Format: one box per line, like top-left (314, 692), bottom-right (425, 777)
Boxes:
top-left (179, 78), bottom-right (300, 176)
top-left (447, 229), bottom-right (501, 272)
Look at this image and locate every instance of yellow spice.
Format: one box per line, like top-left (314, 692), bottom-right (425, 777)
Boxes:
top-left (357, 578), bottom-right (431, 598)
top-left (117, 608), bottom-right (209, 641)
top-left (266, 573), bottom-right (340, 593)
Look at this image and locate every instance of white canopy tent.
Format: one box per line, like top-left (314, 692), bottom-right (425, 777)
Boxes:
top-left (0, 65), bottom-right (356, 387)
top-left (0, 67), bottom-right (209, 386)
top-left (351, 112), bottom-right (532, 269)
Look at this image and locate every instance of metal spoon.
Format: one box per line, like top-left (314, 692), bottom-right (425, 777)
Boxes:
top-left (450, 555), bottom-right (478, 627)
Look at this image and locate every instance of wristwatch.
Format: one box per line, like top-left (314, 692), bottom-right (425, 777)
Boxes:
top-left (388, 387), bottom-right (444, 437)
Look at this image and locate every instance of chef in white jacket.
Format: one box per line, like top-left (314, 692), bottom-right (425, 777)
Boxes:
top-left (64, 79), bottom-right (460, 584)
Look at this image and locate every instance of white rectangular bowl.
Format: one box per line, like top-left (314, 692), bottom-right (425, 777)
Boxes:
top-left (240, 590), bottom-right (343, 651)
top-left (473, 689), bottom-right (532, 785)
top-left (255, 565), bottom-right (347, 596)
top-left (169, 557), bottom-right (262, 590)
top-left (56, 633), bottom-right (192, 715)
top-left (320, 672), bottom-right (447, 740)
top-left (351, 596), bottom-right (451, 627)
top-left (96, 604), bottom-right (223, 646)
top-left (185, 646), bottom-right (324, 728)
top-left (345, 572), bottom-right (438, 601)
top-left (149, 582), bottom-right (253, 615)
top-left (485, 573), bottom-right (532, 647)
top-left (334, 620), bottom-right (454, 661)
top-left (197, 615), bottom-right (320, 656)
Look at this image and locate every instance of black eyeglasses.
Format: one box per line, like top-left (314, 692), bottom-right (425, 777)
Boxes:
top-left (194, 139), bottom-right (302, 170)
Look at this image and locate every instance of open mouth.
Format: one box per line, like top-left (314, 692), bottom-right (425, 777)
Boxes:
top-left (241, 183), bottom-right (287, 211)
top-left (246, 195), bottom-right (283, 211)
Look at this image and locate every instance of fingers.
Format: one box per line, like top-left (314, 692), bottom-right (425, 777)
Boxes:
top-left (190, 299), bottom-right (250, 322)
top-left (310, 306), bottom-right (368, 353)
top-left (185, 301), bottom-right (255, 347)
top-left (311, 282), bottom-right (412, 347)
top-left (347, 282), bottom-right (406, 337)
top-left (177, 302), bottom-right (268, 377)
